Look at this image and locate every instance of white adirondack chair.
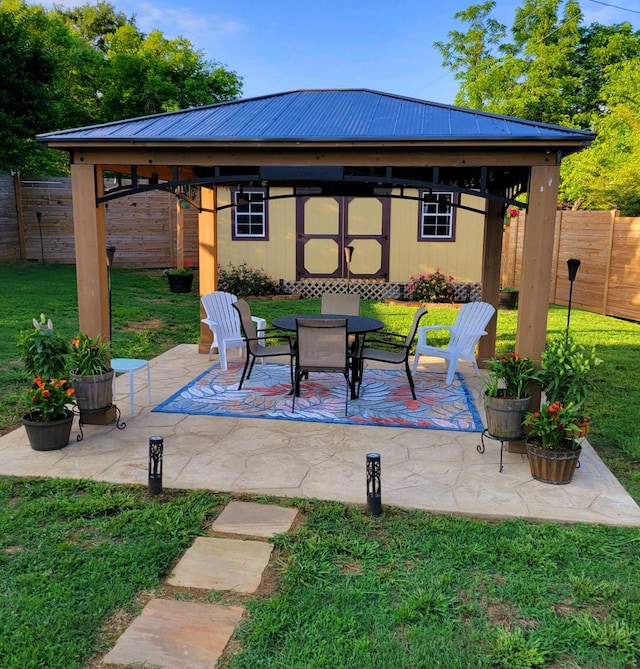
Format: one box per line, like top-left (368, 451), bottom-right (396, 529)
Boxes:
top-left (201, 291), bottom-right (266, 370)
top-left (411, 301), bottom-right (496, 384)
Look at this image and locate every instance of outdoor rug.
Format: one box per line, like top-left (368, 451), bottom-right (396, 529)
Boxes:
top-left (153, 363), bottom-right (484, 432)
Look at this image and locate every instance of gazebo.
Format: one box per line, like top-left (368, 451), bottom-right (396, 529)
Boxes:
top-left (37, 89), bottom-right (594, 369)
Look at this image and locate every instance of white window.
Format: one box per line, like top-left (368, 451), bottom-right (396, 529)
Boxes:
top-left (233, 190), bottom-right (267, 239)
top-left (419, 191), bottom-right (456, 240)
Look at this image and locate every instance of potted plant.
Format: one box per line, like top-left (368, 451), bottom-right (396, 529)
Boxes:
top-left (483, 352), bottom-right (537, 440)
top-left (66, 332), bottom-right (114, 412)
top-left (22, 377), bottom-right (76, 450)
top-left (498, 286), bottom-right (519, 309)
top-left (163, 259), bottom-right (195, 293)
top-left (17, 313), bottom-right (70, 380)
top-left (536, 332), bottom-right (602, 436)
top-left (523, 400), bottom-right (584, 484)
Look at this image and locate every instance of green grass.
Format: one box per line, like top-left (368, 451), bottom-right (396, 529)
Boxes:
top-left (1, 261), bottom-right (640, 668)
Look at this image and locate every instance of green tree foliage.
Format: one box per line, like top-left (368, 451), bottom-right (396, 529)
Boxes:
top-left (0, 0), bottom-right (98, 174)
top-left (436, 1), bottom-right (640, 210)
top-left (560, 59), bottom-right (640, 213)
top-left (0, 0), bottom-right (243, 176)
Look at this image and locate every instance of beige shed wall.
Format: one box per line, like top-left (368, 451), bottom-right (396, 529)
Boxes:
top-left (216, 187), bottom-right (297, 279)
top-left (388, 190), bottom-right (485, 283)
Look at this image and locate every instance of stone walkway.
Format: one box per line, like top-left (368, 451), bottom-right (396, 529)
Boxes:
top-left (102, 501), bottom-right (299, 668)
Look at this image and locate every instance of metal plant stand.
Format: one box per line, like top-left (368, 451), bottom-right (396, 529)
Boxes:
top-left (477, 429), bottom-right (525, 472)
top-left (76, 404), bottom-right (126, 441)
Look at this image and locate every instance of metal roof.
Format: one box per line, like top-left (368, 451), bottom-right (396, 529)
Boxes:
top-left (37, 89), bottom-right (594, 144)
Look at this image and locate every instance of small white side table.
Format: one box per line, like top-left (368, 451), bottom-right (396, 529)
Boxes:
top-left (111, 359), bottom-right (151, 414)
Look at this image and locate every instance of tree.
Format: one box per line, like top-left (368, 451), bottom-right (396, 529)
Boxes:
top-left (434, 1), bottom-right (508, 110)
top-left (98, 26), bottom-right (242, 121)
top-left (0, 0), bottom-right (243, 176)
top-left (55, 1), bottom-right (243, 122)
top-left (436, 1), bottom-right (640, 208)
top-left (560, 59), bottom-right (640, 213)
top-left (0, 0), bottom-right (98, 174)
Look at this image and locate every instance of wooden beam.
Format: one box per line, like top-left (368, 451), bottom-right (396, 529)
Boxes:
top-left (70, 164), bottom-right (110, 340)
top-left (67, 147), bottom-right (568, 169)
top-left (198, 186), bottom-right (218, 354)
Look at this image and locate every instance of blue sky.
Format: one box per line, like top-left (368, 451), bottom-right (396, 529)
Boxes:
top-left (43, 0), bottom-right (640, 104)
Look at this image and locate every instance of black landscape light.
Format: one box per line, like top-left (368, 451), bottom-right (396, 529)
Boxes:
top-left (148, 436), bottom-right (164, 495)
top-left (366, 452), bottom-right (382, 516)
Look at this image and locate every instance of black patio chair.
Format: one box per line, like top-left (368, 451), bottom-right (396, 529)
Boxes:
top-left (231, 299), bottom-right (294, 390)
top-left (356, 306), bottom-right (428, 400)
top-left (292, 318), bottom-right (351, 415)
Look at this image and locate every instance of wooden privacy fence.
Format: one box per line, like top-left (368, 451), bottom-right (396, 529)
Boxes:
top-left (1, 175), bottom-right (199, 268)
top-left (1, 175), bottom-right (639, 322)
top-left (501, 209), bottom-right (640, 323)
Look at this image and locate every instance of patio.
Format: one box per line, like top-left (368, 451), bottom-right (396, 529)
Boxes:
top-left (1, 344), bottom-right (639, 528)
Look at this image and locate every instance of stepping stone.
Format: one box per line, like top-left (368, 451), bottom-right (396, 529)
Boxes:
top-left (212, 501), bottom-right (298, 537)
top-left (168, 536), bottom-right (273, 592)
top-left (103, 598), bottom-right (244, 669)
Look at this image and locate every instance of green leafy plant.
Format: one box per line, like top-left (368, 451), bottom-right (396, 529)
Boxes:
top-left (523, 400), bottom-right (583, 449)
top-left (537, 332), bottom-right (603, 406)
top-left (407, 269), bottom-right (454, 303)
top-left (484, 352), bottom-right (537, 399)
top-left (66, 332), bottom-right (111, 376)
top-left (17, 314), bottom-right (70, 380)
top-left (25, 377), bottom-right (75, 421)
top-left (163, 259), bottom-right (195, 276)
top-left (218, 261), bottom-right (276, 297)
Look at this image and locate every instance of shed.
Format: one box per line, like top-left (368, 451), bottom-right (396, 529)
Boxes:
top-left (37, 88), bottom-right (594, 364)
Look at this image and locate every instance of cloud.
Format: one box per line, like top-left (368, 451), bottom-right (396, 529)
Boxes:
top-left (129, 1), bottom-right (246, 44)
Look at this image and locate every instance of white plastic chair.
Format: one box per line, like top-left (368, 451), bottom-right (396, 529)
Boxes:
top-left (201, 291), bottom-right (266, 370)
top-left (411, 301), bottom-right (496, 384)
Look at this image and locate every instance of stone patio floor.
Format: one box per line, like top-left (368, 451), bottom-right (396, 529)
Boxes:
top-left (1, 343), bottom-right (638, 527)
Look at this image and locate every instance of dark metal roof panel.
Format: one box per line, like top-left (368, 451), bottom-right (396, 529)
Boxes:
top-left (37, 89), bottom-right (595, 143)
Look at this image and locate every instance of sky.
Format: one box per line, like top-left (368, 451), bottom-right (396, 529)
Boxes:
top-left (41, 0), bottom-right (640, 104)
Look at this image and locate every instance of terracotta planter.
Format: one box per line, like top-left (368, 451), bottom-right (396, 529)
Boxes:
top-left (526, 438), bottom-right (581, 485)
top-left (22, 409), bottom-right (74, 451)
top-left (70, 370), bottom-right (114, 412)
top-left (484, 392), bottom-right (530, 440)
top-left (167, 273), bottom-right (194, 293)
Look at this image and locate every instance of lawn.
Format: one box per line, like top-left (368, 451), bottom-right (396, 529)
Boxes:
top-left (0, 261), bottom-right (639, 668)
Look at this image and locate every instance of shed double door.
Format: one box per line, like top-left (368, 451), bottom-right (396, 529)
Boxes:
top-left (295, 195), bottom-right (390, 280)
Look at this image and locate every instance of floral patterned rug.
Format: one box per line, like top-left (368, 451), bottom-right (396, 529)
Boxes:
top-left (153, 363), bottom-right (484, 432)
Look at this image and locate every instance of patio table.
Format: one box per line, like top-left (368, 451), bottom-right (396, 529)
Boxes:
top-left (272, 314), bottom-right (383, 399)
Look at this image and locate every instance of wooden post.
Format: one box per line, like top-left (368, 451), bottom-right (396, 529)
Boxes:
top-left (176, 195), bottom-right (184, 270)
top-left (13, 173), bottom-right (26, 260)
top-left (70, 164), bottom-right (110, 340)
top-left (516, 163), bottom-right (560, 378)
top-left (477, 197), bottom-right (503, 364)
top-left (198, 186), bottom-right (218, 354)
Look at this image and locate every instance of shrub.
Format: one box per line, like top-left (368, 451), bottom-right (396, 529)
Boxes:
top-left (218, 261), bottom-right (276, 297)
top-left (407, 269), bottom-right (454, 303)
top-left (17, 314), bottom-right (70, 380)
